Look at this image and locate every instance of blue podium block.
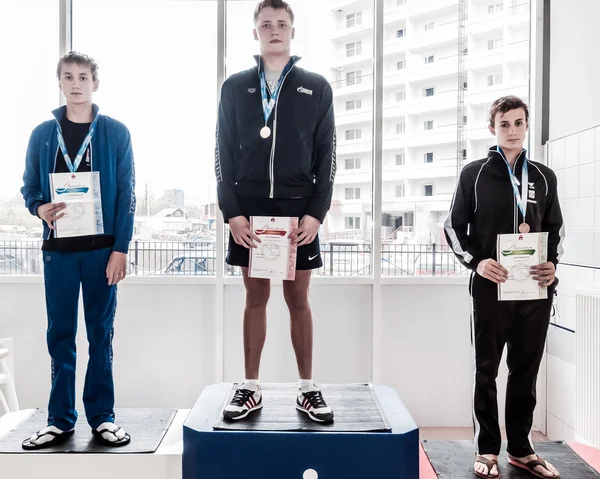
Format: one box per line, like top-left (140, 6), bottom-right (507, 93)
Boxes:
top-left (183, 383), bottom-right (419, 479)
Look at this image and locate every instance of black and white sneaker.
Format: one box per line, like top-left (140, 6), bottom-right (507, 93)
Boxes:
top-left (296, 389), bottom-right (334, 423)
top-left (223, 384), bottom-right (263, 420)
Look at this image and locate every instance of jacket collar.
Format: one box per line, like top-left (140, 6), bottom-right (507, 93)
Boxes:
top-left (52, 103), bottom-right (100, 124)
top-left (487, 145), bottom-right (528, 171)
top-left (253, 55), bottom-right (301, 74)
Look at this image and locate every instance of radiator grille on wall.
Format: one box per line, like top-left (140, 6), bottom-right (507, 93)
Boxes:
top-left (575, 287), bottom-right (600, 449)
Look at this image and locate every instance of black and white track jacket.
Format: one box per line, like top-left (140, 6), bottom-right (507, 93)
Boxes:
top-left (215, 55), bottom-right (336, 223)
top-left (444, 147), bottom-right (565, 271)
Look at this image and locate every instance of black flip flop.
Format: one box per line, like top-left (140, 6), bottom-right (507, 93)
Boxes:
top-left (22, 429), bottom-right (74, 450)
top-left (92, 426), bottom-right (131, 447)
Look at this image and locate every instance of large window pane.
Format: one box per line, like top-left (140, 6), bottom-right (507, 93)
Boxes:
top-left (0, 0), bottom-right (58, 274)
top-left (73, 0), bottom-right (218, 276)
top-left (381, 0), bottom-right (531, 276)
top-left (225, 0), bottom-right (375, 277)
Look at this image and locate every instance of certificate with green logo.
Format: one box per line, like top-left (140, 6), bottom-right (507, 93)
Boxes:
top-left (497, 232), bottom-right (549, 301)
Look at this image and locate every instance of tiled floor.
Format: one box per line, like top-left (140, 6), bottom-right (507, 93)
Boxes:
top-left (419, 427), bottom-right (549, 442)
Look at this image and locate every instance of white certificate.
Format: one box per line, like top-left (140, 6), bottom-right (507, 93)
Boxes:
top-left (249, 216), bottom-right (298, 280)
top-left (497, 232), bottom-right (549, 301)
top-left (50, 172), bottom-right (100, 238)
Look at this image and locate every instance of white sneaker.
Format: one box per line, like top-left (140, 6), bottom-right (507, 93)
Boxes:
top-left (296, 389), bottom-right (334, 423)
top-left (223, 383), bottom-right (263, 420)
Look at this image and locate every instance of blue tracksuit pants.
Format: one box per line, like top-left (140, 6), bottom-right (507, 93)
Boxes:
top-left (43, 248), bottom-right (117, 431)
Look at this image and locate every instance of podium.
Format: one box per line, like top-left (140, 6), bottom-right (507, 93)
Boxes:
top-left (183, 383), bottom-right (419, 479)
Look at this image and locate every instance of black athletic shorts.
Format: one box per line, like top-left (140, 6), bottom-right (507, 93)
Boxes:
top-left (226, 195), bottom-right (323, 270)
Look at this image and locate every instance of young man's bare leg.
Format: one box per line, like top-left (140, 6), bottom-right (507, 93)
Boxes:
top-left (241, 267), bottom-right (271, 379)
top-left (222, 267), bottom-right (270, 420)
top-left (283, 269), bottom-right (313, 379)
top-left (284, 269), bottom-right (333, 422)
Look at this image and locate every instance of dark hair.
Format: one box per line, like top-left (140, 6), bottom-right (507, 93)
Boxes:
top-left (489, 95), bottom-right (529, 127)
top-left (254, 0), bottom-right (295, 25)
top-left (56, 51), bottom-right (99, 82)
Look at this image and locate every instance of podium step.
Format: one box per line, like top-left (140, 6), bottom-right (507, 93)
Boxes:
top-left (183, 383), bottom-right (419, 479)
top-left (0, 408), bottom-right (187, 479)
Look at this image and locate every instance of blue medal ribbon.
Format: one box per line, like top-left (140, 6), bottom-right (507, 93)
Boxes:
top-left (258, 60), bottom-right (293, 129)
top-left (498, 146), bottom-right (528, 222)
top-left (56, 115), bottom-right (98, 173)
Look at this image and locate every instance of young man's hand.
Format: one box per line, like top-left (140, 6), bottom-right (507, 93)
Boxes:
top-left (229, 216), bottom-right (261, 249)
top-left (476, 259), bottom-right (509, 284)
top-left (106, 252), bottom-right (127, 286)
top-left (530, 261), bottom-right (556, 286)
top-left (37, 202), bottom-right (67, 230)
top-left (289, 215), bottom-right (321, 246)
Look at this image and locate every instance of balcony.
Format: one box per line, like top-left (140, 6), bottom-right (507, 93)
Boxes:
top-left (336, 109), bottom-right (373, 126)
top-left (384, 37), bottom-right (407, 56)
top-left (384, 4), bottom-right (408, 25)
top-left (331, 22), bottom-right (373, 43)
top-left (383, 193), bottom-right (453, 211)
top-left (384, 103), bottom-right (407, 119)
top-left (406, 90), bottom-right (457, 115)
top-left (331, 73), bottom-right (373, 98)
top-left (339, 201), bottom-right (370, 215)
top-left (504, 40), bottom-right (529, 64)
top-left (407, 57), bottom-right (457, 83)
top-left (468, 125), bottom-right (494, 141)
top-left (408, 0), bottom-right (458, 18)
top-left (468, 13), bottom-right (504, 36)
top-left (468, 83), bottom-right (529, 105)
top-left (337, 139), bottom-right (373, 156)
top-left (506, 2), bottom-right (530, 26)
top-left (405, 159), bottom-right (457, 180)
top-left (407, 22), bottom-right (459, 51)
top-left (406, 125), bottom-right (458, 147)
top-left (332, 51), bottom-right (373, 70)
top-left (383, 136), bottom-right (407, 151)
top-left (383, 71), bottom-right (407, 88)
top-left (468, 49), bottom-right (503, 71)
top-left (329, 0), bottom-right (371, 11)
top-left (335, 170), bottom-right (372, 185)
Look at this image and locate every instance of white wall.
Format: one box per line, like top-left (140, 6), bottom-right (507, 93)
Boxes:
top-left (549, 0), bottom-right (600, 140)
top-left (545, 0), bottom-right (600, 441)
top-left (545, 126), bottom-right (600, 441)
top-left (0, 276), bottom-right (544, 429)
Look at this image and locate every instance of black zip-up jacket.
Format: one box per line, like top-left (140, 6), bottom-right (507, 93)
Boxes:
top-left (215, 55), bottom-right (336, 223)
top-left (444, 147), bottom-right (565, 271)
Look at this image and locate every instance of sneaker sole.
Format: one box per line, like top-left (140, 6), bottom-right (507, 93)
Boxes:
top-left (224, 403), bottom-right (263, 421)
top-left (295, 404), bottom-right (333, 423)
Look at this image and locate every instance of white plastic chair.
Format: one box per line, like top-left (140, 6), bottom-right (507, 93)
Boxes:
top-left (0, 338), bottom-right (19, 414)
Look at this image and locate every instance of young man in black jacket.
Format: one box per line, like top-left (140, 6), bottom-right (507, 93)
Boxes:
top-left (215, 0), bottom-right (336, 422)
top-left (445, 96), bottom-right (563, 479)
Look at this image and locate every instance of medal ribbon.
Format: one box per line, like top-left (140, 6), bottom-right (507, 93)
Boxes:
top-left (498, 146), bottom-right (528, 222)
top-left (56, 115), bottom-right (99, 173)
top-left (259, 60), bottom-right (293, 128)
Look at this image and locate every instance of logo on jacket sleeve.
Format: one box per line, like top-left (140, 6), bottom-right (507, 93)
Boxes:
top-left (248, 88), bottom-right (256, 93)
top-left (297, 86), bottom-right (313, 96)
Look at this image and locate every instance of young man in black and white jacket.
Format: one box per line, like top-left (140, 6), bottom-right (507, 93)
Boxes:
top-left (445, 96), bottom-right (563, 479)
top-left (215, 0), bottom-right (336, 423)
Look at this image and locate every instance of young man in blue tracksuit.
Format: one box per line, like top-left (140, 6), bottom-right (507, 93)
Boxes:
top-left (216, 0), bottom-right (336, 422)
top-left (20, 51), bottom-right (135, 449)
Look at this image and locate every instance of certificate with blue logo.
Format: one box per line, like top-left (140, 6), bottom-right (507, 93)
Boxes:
top-left (50, 172), bottom-right (104, 238)
top-left (497, 232), bottom-right (548, 301)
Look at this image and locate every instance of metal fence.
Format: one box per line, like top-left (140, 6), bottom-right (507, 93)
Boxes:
top-left (0, 240), bottom-right (469, 277)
